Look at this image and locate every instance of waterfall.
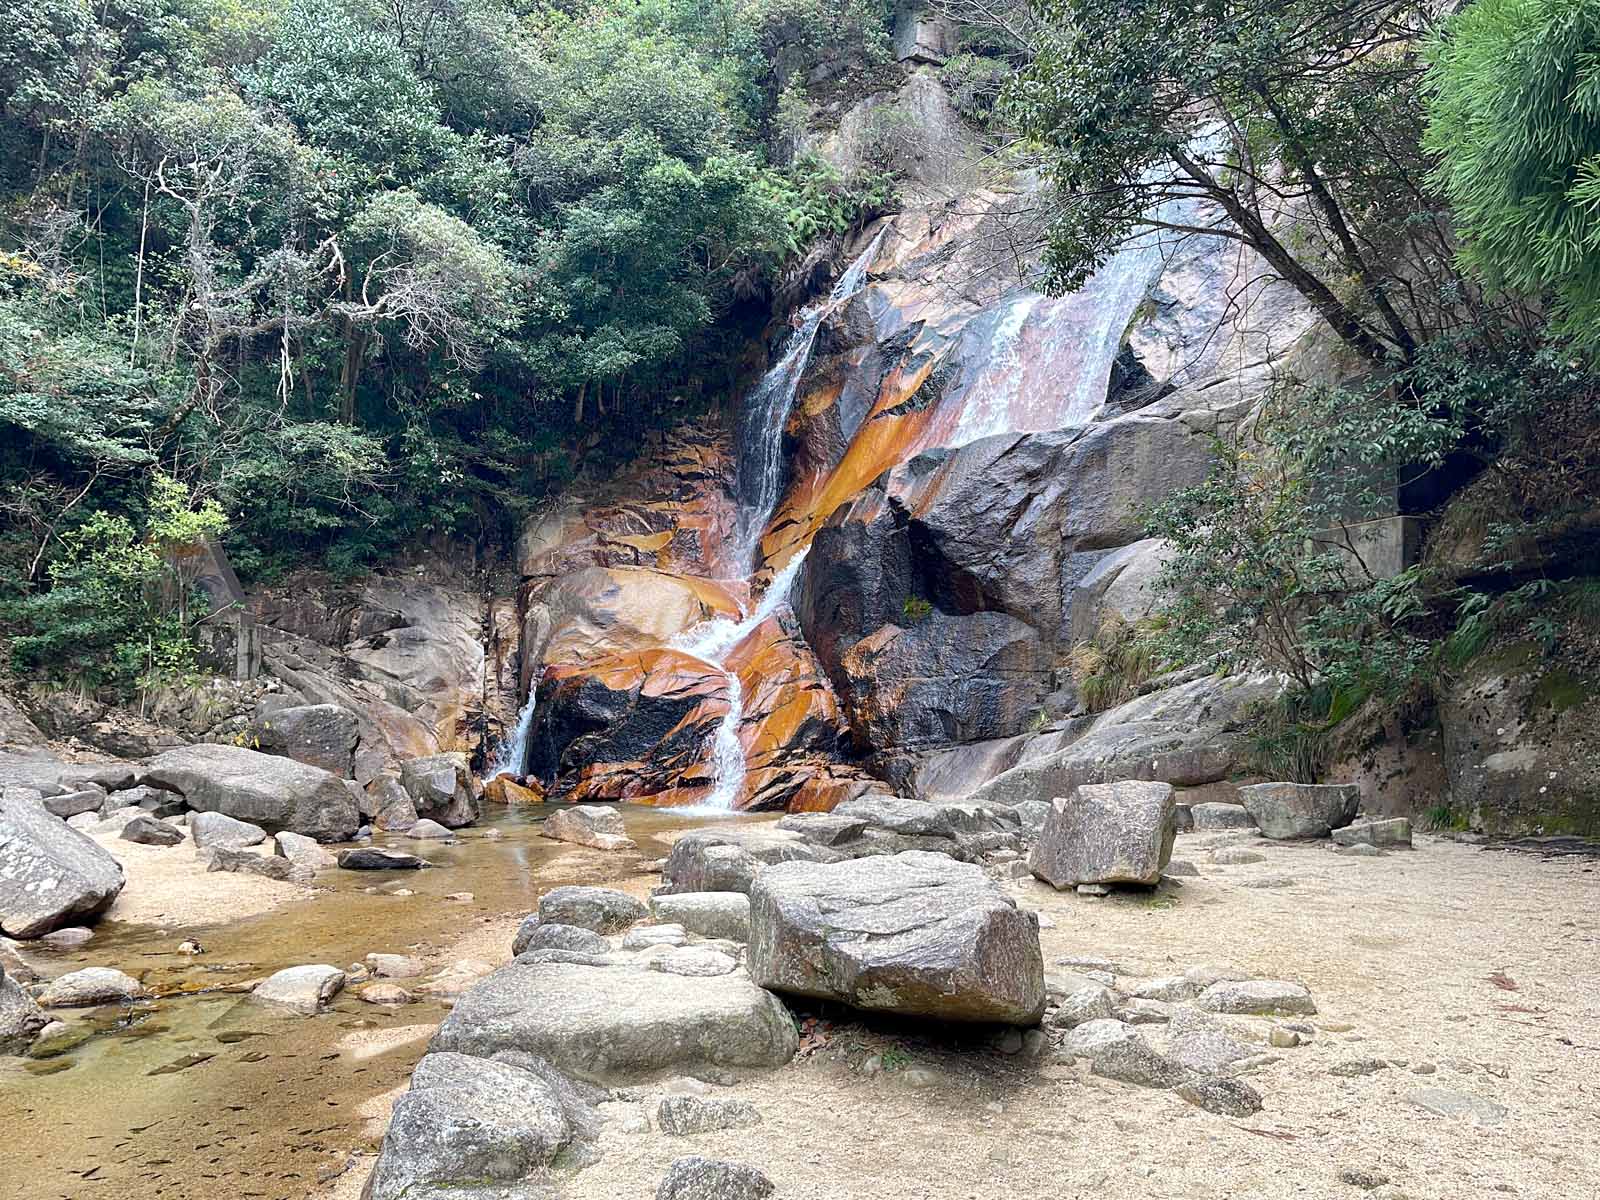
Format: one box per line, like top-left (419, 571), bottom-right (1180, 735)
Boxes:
top-left (671, 548), bottom-right (811, 809)
top-left (486, 689), bottom-right (537, 780)
top-left (734, 228), bottom-right (887, 568)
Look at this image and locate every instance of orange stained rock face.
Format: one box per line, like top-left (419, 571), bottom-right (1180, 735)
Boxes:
top-left (482, 775), bottom-right (545, 805)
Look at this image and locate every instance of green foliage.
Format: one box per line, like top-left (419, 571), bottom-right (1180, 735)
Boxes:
top-left (6, 474), bottom-right (226, 694)
top-left (1067, 615), bottom-right (1166, 713)
top-left (1424, 0), bottom-right (1600, 349)
top-left (901, 594), bottom-right (932, 622)
top-left (1005, 0), bottom-right (1451, 364)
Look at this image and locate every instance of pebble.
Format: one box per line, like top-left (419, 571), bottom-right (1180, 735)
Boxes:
top-left (1076, 883), bottom-right (1111, 896)
top-left (1269, 1027), bottom-right (1301, 1048)
top-left (1211, 848), bottom-right (1266, 865)
top-left (1338, 1168), bottom-right (1391, 1190)
top-left (1329, 1058), bottom-right (1390, 1077)
top-left (358, 983), bottom-right (414, 1005)
top-left (1411, 1062), bottom-right (1437, 1075)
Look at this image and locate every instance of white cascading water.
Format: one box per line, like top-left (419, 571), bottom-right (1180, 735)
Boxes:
top-left (486, 688), bottom-right (537, 780)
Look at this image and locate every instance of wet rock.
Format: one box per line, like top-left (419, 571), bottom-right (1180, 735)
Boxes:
top-left (38, 967), bottom-right (148, 1008)
top-left (430, 959), bottom-right (798, 1084)
top-left (747, 851), bottom-right (1045, 1025)
top-left (622, 924), bottom-right (687, 950)
top-left (663, 826), bottom-right (839, 895)
top-left (368, 775), bottom-right (419, 832)
top-left (1177, 1075), bottom-right (1263, 1115)
top-left (358, 983), bottom-right (414, 1005)
top-left (404, 818), bottom-right (455, 841)
top-left (1211, 847), bottom-right (1265, 865)
top-left (483, 774), bottom-right (546, 805)
top-left (1029, 781), bottom-right (1176, 889)
top-left (120, 815), bottom-right (184, 847)
top-left (398, 752), bottom-right (479, 828)
top-left (1238, 782), bottom-right (1360, 839)
top-left (337, 848), bottom-right (430, 870)
top-left (541, 805), bottom-right (636, 852)
top-left (143, 744), bottom-right (359, 841)
top-left (42, 788), bottom-right (106, 820)
top-left (38, 925), bottom-right (93, 949)
top-left (1, 963), bottom-right (48, 1053)
top-left (1406, 1086), bottom-right (1508, 1124)
top-left (537, 886), bottom-right (647, 933)
top-left (1196, 980), bottom-right (1317, 1016)
top-left (366, 953), bottom-right (424, 979)
top-left (656, 1096), bottom-right (762, 1135)
top-left (275, 830), bottom-right (337, 871)
top-left (0, 786), bottom-right (125, 938)
top-left (1189, 802), bottom-right (1257, 832)
top-left (248, 702), bottom-right (360, 778)
top-left (366, 1051), bottom-right (572, 1200)
top-left (252, 964), bottom-right (346, 1013)
top-left (1332, 818), bottom-right (1413, 849)
top-left (651, 947), bottom-right (740, 977)
top-left (512, 920), bottom-right (609, 958)
top-left (649, 893), bottom-right (751, 942)
top-left (1045, 985), bottom-right (1117, 1030)
top-left (1063, 1019), bottom-right (1189, 1088)
top-left (656, 1157), bottom-right (775, 1200)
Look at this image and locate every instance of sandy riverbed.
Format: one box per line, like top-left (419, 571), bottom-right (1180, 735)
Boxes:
top-left (340, 832), bottom-right (1598, 1200)
top-left (88, 828), bottom-right (313, 927)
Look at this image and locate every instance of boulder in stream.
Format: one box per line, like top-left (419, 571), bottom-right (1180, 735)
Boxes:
top-left (38, 967), bottom-right (148, 1008)
top-left (536, 885), bottom-right (646, 933)
top-left (189, 810), bottom-right (269, 851)
top-left (1, 962), bottom-right (48, 1053)
top-left (398, 752), bottom-right (479, 828)
top-left (337, 848), bottom-right (431, 871)
top-left (540, 805), bottom-right (636, 852)
top-left (252, 964), bottom-right (346, 1013)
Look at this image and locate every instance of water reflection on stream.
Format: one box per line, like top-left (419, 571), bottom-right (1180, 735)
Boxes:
top-left (0, 804), bottom-right (760, 1199)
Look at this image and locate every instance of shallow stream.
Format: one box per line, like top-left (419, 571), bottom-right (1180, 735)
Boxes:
top-left (0, 804), bottom-right (755, 1199)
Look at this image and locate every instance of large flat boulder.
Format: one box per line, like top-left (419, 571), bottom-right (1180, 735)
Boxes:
top-left (0, 787), bottom-right (125, 938)
top-left (1029, 781), bottom-right (1176, 888)
top-left (142, 744), bottom-right (359, 841)
top-left (430, 960), bottom-right (798, 1084)
top-left (1238, 782), bottom-right (1360, 839)
top-left (747, 851), bottom-right (1045, 1025)
top-left (365, 1052), bottom-right (573, 1200)
top-left (540, 805), bottom-right (636, 852)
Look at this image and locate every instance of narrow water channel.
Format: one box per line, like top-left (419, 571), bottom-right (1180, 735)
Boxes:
top-left (0, 805), bottom-right (759, 1199)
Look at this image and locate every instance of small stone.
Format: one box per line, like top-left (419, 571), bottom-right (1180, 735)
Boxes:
top-left (404, 818), bottom-right (454, 840)
top-left (120, 815), bottom-right (184, 847)
top-left (445, 892), bottom-right (473, 902)
top-left (358, 983), bottom-right (413, 1005)
top-left (1407, 1087), bottom-right (1509, 1124)
top-left (1332, 818), bottom-right (1412, 849)
top-left (1329, 1057), bottom-right (1389, 1077)
top-left (252, 964), bottom-right (346, 1014)
top-left (1021, 1029), bottom-right (1049, 1060)
top-left (655, 1156), bottom-right (775, 1200)
top-left (650, 947), bottom-right (739, 977)
top-left (1319, 1020), bottom-right (1356, 1033)
top-left (1411, 1062), bottom-right (1437, 1075)
top-left (1077, 883), bottom-right (1111, 896)
top-left (1177, 1076), bottom-right (1263, 1116)
top-left (1238, 875), bottom-right (1296, 889)
top-left (38, 967), bottom-right (148, 1008)
top-left (189, 810), bottom-right (270, 851)
top-left (1338, 1169), bottom-right (1391, 1190)
top-left (992, 1028), bottom-right (1025, 1055)
top-left (275, 831), bottom-right (337, 872)
top-left (655, 1096), bottom-right (762, 1136)
top-left (1335, 843), bottom-right (1385, 858)
top-left (1211, 848), bottom-right (1266, 865)
top-left (1163, 860), bottom-right (1201, 878)
top-left (1269, 1028), bottom-right (1301, 1048)
top-left (1064, 1019), bottom-right (1189, 1088)
top-left (1116, 998), bottom-right (1174, 1025)
top-left (1189, 803), bottom-right (1257, 832)
top-left (1131, 976), bottom-right (1198, 1002)
top-left (38, 926), bottom-right (94, 949)
top-left (512, 919), bottom-right (609, 958)
top-left (337, 848), bottom-right (430, 870)
top-left (365, 953), bottom-right (424, 979)
top-left (1045, 985), bottom-right (1118, 1030)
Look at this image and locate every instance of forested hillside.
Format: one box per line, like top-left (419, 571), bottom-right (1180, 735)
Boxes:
top-left (0, 0), bottom-right (901, 684)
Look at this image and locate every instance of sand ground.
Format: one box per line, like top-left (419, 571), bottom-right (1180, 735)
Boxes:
top-left (337, 832), bottom-right (1599, 1200)
top-left (89, 827), bottom-right (312, 927)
